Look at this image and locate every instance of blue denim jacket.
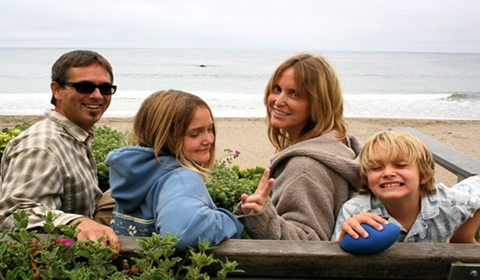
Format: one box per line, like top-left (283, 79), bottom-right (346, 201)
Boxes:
top-left (331, 176), bottom-right (480, 242)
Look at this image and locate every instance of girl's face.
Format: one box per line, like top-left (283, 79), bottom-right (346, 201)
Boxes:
top-left (267, 67), bottom-right (310, 144)
top-left (366, 143), bottom-right (427, 204)
top-left (183, 106), bottom-right (215, 164)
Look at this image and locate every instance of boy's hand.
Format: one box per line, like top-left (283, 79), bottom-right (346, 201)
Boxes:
top-left (339, 212), bottom-right (388, 241)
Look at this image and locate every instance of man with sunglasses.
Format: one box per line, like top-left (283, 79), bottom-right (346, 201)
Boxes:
top-left (0, 50), bottom-right (120, 252)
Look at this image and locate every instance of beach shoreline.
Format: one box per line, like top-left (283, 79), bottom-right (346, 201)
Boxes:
top-left (1, 115), bottom-right (479, 186)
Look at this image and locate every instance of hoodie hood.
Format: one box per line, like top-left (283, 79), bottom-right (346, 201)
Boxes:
top-left (107, 146), bottom-right (179, 212)
top-left (269, 130), bottom-right (362, 188)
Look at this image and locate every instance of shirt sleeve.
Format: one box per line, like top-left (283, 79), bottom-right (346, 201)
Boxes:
top-left (449, 175), bottom-right (480, 200)
top-left (0, 147), bottom-right (81, 230)
top-left (439, 175), bottom-right (480, 222)
top-left (331, 207), bottom-right (349, 241)
top-left (153, 171), bottom-right (244, 250)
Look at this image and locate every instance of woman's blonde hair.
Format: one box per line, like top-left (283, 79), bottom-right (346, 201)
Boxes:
top-left (358, 130), bottom-right (436, 196)
top-left (133, 89), bottom-right (216, 179)
top-left (264, 53), bottom-right (347, 151)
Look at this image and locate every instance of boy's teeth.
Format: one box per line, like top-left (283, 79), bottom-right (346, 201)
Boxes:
top-left (382, 183), bottom-right (401, 188)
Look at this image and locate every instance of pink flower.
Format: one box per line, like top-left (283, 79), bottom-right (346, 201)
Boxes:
top-left (235, 150), bottom-right (241, 155)
top-left (56, 237), bottom-right (73, 246)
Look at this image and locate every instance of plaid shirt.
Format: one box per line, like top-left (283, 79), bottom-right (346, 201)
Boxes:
top-left (0, 110), bottom-right (102, 230)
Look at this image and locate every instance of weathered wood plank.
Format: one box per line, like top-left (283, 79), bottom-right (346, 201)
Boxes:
top-left (390, 127), bottom-right (480, 181)
top-left (116, 237), bottom-right (480, 279)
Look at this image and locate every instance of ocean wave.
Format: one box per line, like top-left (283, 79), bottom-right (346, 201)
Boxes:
top-left (446, 92), bottom-right (480, 101)
top-left (343, 92), bottom-right (452, 101)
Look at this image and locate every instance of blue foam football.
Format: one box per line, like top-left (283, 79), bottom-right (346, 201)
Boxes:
top-left (340, 222), bottom-right (400, 254)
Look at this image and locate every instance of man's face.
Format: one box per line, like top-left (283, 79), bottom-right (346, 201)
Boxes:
top-left (51, 64), bottom-right (113, 131)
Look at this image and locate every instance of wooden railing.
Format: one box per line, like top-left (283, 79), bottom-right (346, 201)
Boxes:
top-left (115, 237), bottom-right (480, 279)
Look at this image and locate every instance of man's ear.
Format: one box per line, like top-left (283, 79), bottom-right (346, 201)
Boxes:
top-left (51, 81), bottom-right (62, 102)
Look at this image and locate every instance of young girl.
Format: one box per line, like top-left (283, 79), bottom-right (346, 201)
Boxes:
top-left (331, 130), bottom-right (480, 243)
top-left (108, 90), bottom-right (244, 250)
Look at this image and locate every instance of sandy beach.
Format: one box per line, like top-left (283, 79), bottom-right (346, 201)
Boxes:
top-left (1, 115), bottom-right (479, 186)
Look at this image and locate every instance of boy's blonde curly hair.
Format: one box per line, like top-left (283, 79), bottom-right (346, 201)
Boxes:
top-left (358, 130), bottom-right (436, 196)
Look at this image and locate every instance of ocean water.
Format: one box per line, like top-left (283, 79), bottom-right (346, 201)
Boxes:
top-left (0, 48), bottom-right (479, 120)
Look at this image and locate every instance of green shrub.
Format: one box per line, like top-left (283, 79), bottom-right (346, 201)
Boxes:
top-left (206, 164), bottom-right (258, 212)
top-left (0, 210), bottom-right (242, 279)
top-left (91, 126), bottom-right (128, 192)
top-left (232, 165), bottom-right (266, 186)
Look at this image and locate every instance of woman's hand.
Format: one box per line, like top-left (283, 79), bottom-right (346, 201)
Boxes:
top-left (240, 168), bottom-right (275, 215)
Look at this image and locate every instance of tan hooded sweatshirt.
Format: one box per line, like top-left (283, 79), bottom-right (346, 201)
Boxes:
top-left (234, 130), bottom-right (362, 240)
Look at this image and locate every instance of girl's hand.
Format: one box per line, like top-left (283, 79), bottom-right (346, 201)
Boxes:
top-left (339, 212), bottom-right (388, 241)
top-left (240, 169), bottom-right (275, 215)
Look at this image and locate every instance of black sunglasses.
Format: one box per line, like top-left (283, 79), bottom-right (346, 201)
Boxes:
top-left (63, 81), bottom-right (117, 95)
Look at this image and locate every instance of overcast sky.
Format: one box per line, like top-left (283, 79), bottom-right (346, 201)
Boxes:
top-left (1, 0), bottom-right (479, 53)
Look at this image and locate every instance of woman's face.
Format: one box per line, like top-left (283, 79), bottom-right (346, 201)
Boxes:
top-left (183, 106), bottom-right (215, 164)
top-left (267, 67), bottom-right (310, 143)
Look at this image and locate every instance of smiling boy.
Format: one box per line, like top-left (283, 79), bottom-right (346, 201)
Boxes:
top-left (331, 130), bottom-right (480, 243)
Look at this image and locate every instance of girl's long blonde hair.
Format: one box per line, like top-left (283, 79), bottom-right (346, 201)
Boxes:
top-left (133, 89), bottom-right (216, 179)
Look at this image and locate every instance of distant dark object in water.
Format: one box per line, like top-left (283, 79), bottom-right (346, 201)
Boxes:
top-left (200, 64), bottom-right (207, 67)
